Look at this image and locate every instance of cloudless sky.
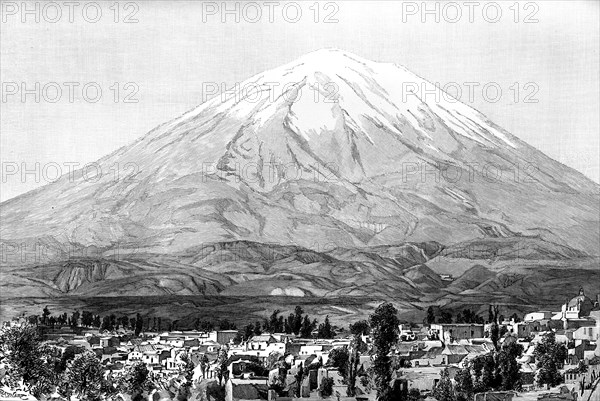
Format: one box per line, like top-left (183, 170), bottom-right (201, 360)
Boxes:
top-left (1, 0), bottom-right (598, 201)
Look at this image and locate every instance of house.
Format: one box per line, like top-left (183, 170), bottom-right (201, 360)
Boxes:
top-left (216, 330), bottom-right (239, 345)
top-left (430, 323), bottom-right (485, 342)
top-left (142, 349), bottom-right (170, 365)
top-left (442, 344), bottom-right (469, 365)
top-left (129, 344), bottom-right (159, 361)
top-left (99, 336), bottom-right (120, 348)
top-left (244, 335), bottom-right (287, 359)
top-left (573, 325), bottom-right (598, 342)
top-left (524, 311), bottom-right (554, 322)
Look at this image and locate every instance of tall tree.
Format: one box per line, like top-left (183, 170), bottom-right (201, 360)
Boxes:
top-left (134, 313), bottom-right (143, 336)
top-left (369, 302), bottom-right (400, 401)
top-left (426, 306), bottom-right (436, 324)
top-left (254, 320), bottom-right (263, 335)
top-left (497, 339), bottom-right (524, 390)
top-left (81, 311), bottom-right (94, 327)
top-left (293, 306), bottom-right (304, 335)
top-left (300, 315), bottom-right (315, 338)
top-left (318, 315), bottom-right (335, 339)
top-left (268, 310), bottom-right (281, 333)
top-left (101, 315), bottom-right (112, 332)
top-left (215, 348), bottom-right (229, 386)
top-left (244, 323), bottom-right (255, 340)
top-left (42, 306), bottom-right (51, 325)
top-left (70, 311), bottom-right (80, 328)
top-left (433, 368), bottom-right (455, 401)
top-left (534, 332), bottom-right (567, 389)
top-left (455, 368), bottom-right (474, 401)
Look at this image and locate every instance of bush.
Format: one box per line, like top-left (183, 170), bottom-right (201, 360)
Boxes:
top-left (319, 377), bottom-right (334, 397)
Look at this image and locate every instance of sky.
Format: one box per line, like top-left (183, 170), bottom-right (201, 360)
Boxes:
top-left (1, 0), bottom-right (599, 202)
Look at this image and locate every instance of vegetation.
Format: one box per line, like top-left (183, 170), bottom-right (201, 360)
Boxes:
top-left (370, 302), bottom-right (400, 401)
top-left (319, 376), bottom-right (334, 397)
top-left (433, 368), bottom-right (455, 401)
top-left (117, 362), bottom-right (154, 401)
top-left (534, 332), bottom-right (568, 389)
top-left (0, 323), bottom-right (60, 398)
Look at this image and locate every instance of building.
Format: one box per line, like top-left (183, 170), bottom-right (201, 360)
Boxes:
top-left (216, 330), bottom-right (239, 345)
top-left (430, 324), bottom-right (485, 342)
top-left (551, 289), bottom-right (599, 330)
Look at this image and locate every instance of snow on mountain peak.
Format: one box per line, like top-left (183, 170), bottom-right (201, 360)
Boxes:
top-left (189, 49), bottom-right (519, 153)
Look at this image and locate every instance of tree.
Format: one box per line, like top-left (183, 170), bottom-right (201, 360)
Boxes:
top-left (41, 306), bottom-right (51, 325)
top-left (118, 361), bottom-right (153, 401)
top-left (244, 323), bottom-right (255, 340)
top-left (350, 320), bottom-right (370, 336)
top-left (470, 353), bottom-right (499, 393)
top-left (328, 346), bottom-right (350, 381)
top-left (534, 332), bottom-right (567, 389)
top-left (293, 306), bottom-right (304, 335)
top-left (175, 351), bottom-right (196, 400)
top-left (433, 368), bottom-right (455, 401)
top-left (408, 388), bottom-right (422, 401)
top-left (439, 310), bottom-right (453, 324)
top-left (300, 315), bottom-right (315, 338)
top-left (119, 315), bottom-right (130, 330)
top-left (268, 310), bottom-right (281, 333)
top-left (317, 315), bottom-right (335, 339)
top-left (70, 311), bottom-right (80, 328)
top-left (0, 323), bottom-right (59, 399)
top-left (346, 320), bottom-right (369, 397)
top-left (254, 321), bottom-right (263, 335)
top-left (81, 311), bottom-right (94, 327)
top-left (63, 351), bottom-right (106, 401)
top-left (101, 315), bottom-right (112, 332)
top-left (134, 313), bottom-right (143, 336)
top-left (199, 354), bottom-right (210, 378)
top-left (219, 319), bottom-right (235, 330)
top-left (427, 307), bottom-right (436, 324)
top-left (319, 377), bottom-right (334, 397)
top-left (497, 339), bottom-right (523, 390)
top-left (215, 348), bottom-right (229, 385)
top-left (370, 302), bottom-right (400, 401)
top-left (454, 368), bottom-right (474, 401)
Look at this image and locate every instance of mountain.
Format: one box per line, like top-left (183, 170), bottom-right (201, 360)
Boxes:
top-left (1, 49), bottom-right (598, 316)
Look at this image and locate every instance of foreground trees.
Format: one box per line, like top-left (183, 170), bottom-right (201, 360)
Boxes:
top-left (62, 351), bottom-right (108, 401)
top-left (534, 332), bottom-right (568, 389)
top-left (370, 302), bottom-right (400, 401)
top-left (118, 362), bottom-right (154, 401)
top-left (0, 323), bottom-right (60, 398)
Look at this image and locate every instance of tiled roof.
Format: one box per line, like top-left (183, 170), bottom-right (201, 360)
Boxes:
top-left (133, 344), bottom-right (157, 353)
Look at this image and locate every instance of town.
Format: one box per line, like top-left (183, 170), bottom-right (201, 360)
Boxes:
top-left (1, 289), bottom-right (599, 401)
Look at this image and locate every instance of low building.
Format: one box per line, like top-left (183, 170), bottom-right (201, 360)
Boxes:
top-left (430, 324), bottom-right (485, 342)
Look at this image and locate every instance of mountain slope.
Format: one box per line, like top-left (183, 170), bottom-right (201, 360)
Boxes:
top-left (0, 49), bottom-right (598, 303)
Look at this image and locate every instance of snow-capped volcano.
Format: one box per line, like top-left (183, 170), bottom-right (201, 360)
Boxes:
top-left (147, 48), bottom-right (521, 186)
top-left (1, 49), bottom-right (598, 271)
